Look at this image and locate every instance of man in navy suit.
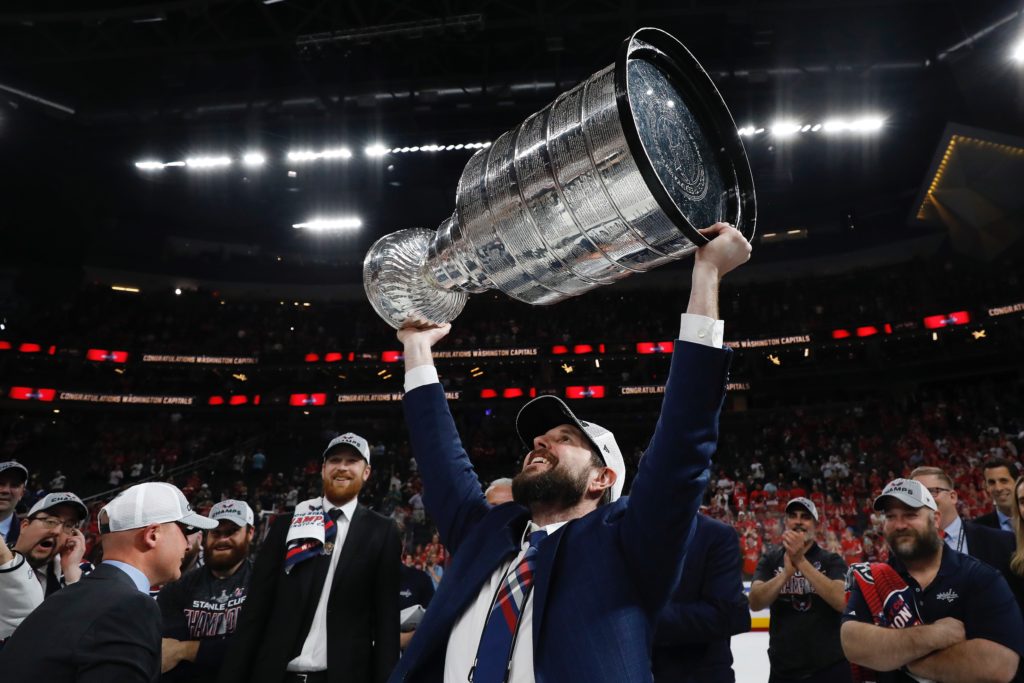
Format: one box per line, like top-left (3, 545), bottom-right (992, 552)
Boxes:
top-left (390, 223), bottom-right (751, 683)
top-left (652, 513), bottom-right (751, 683)
top-left (911, 466), bottom-right (1024, 614)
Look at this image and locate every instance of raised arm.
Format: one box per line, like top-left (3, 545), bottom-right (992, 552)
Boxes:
top-left (399, 323), bottom-right (491, 553)
top-left (621, 224), bottom-right (751, 606)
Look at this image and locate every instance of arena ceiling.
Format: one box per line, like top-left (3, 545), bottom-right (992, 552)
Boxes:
top-left (0, 0), bottom-right (1021, 274)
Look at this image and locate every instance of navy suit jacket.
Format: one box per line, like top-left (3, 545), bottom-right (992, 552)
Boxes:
top-left (962, 519), bottom-right (1024, 614)
top-left (973, 510), bottom-right (1004, 531)
top-left (391, 341), bottom-right (731, 683)
top-left (0, 562), bottom-right (161, 682)
top-left (652, 515), bottom-right (750, 683)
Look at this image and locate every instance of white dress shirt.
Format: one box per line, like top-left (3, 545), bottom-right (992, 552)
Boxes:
top-left (404, 313), bottom-right (725, 681)
top-left (943, 515), bottom-right (969, 555)
top-left (287, 495), bottom-right (360, 672)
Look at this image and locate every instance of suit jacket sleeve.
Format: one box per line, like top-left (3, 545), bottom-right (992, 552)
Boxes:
top-left (653, 521), bottom-right (750, 646)
top-left (76, 592), bottom-right (161, 683)
top-left (219, 516), bottom-right (288, 683)
top-left (402, 384), bottom-right (490, 554)
top-left (373, 520), bottom-right (402, 683)
top-left (621, 341), bottom-right (731, 609)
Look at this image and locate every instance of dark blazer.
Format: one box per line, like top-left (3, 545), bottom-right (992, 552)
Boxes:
top-left (962, 519), bottom-right (1024, 613)
top-left (652, 514), bottom-right (750, 683)
top-left (0, 562), bottom-right (161, 682)
top-left (974, 510), bottom-right (1004, 531)
top-left (3, 511), bottom-right (20, 546)
top-left (391, 341), bottom-right (731, 683)
top-left (220, 503), bottom-right (400, 683)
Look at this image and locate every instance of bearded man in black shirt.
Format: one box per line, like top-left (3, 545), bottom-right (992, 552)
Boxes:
top-left (749, 497), bottom-right (851, 683)
top-left (159, 499), bottom-right (256, 682)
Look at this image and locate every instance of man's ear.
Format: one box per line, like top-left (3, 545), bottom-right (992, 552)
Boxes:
top-left (140, 523), bottom-right (161, 550)
top-left (589, 467), bottom-right (616, 497)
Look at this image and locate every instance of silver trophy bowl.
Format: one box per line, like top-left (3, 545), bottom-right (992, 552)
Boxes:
top-left (364, 27), bottom-right (756, 329)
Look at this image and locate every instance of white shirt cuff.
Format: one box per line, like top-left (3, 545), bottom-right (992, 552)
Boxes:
top-left (404, 365), bottom-right (440, 392)
top-left (679, 313), bottom-right (725, 348)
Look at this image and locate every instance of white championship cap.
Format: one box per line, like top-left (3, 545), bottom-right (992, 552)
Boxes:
top-left (209, 499), bottom-right (255, 528)
top-left (322, 432), bottom-right (371, 464)
top-left (515, 395), bottom-right (626, 502)
top-left (0, 460), bottom-right (28, 483)
top-left (873, 478), bottom-right (937, 512)
top-left (785, 496), bottom-right (819, 522)
top-left (28, 491), bottom-right (89, 523)
top-left (99, 482), bottom-right (217, 533)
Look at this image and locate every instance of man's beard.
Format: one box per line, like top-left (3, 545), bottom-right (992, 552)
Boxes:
top-left (204, 541), bottom-right (249, 572)
top-left (886, 520), bottom-right (942, 563)
top-left (512, 463), bottom-right (590, 510)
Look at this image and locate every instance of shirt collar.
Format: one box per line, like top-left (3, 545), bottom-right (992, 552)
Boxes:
top-left (997, 509), bottom-right (1012, 529)
top-left (103, 560), bottom-right (151, 593)
top-left (943, 514), bottom-right (963, 540)
top-left (322, 496), bottom-right (359, 521)
top-left (525, 520), bottom-right (567, 546)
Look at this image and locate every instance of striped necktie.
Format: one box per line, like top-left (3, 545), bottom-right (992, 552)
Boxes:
top-left (471, 529), bottom-right (547, 683)
top-left (283, 507), bottom-right (341, 573)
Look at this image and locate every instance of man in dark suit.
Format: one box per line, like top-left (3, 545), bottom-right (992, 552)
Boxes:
top-left (0, 482), bottom-right (217, 681)
top-left (390, 224), bottom-right (750, 683)
top-left (974, 459), bottom-right (1019, 533)
top-left (220, 433), bottom-right (400, 683)
top-left (912, 466), bottom-right (1024, 613)
top-left (652, 514), bottom-right (750, 683)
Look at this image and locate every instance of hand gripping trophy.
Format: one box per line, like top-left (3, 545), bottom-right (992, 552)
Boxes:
top-left (363, 28), bottom-right (756, 329)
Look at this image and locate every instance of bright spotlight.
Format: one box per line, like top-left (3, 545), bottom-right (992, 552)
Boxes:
top-left (1013, 40), bottom-right (1024, 63)
top-left (174, 288), bottom-right (182, 295)
top-left (822, 119), bottom-right (849, 133)
top-left (320, 147), bottom-right (353, 159)
top-left (771, 121), bottom-right (801, 137)
top-left (287, 150), bottom-right (319, 162)
top-left (185, 156), bottom-right (232, 168)
top-left (365, 144), bottom-right (389, 157)
top-left (135, 160), bottom-right (165, 170)
top-left (242, 152), bottom-right (266, 166)
top-left (292, 217), bottom-right (363, 232)
top-left (849, 116), bottom-right (884, 132)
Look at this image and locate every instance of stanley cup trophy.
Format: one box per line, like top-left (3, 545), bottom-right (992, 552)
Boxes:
top-left (364, 27), bottom-right (756, 329)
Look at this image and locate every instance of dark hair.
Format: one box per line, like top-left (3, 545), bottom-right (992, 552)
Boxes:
top-left (983, 459), bottom-right (1017, 478)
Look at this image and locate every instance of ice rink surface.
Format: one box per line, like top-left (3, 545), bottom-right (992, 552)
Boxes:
top-left (732, 632), bottom-right (771, 683)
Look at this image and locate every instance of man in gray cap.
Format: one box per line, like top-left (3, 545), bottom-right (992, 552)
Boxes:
top-left (159, 499), bottom-right (256, 682)
top-left (749, 496), bottom-right (851, 682)
top-left (221, 432), bottom-right (400, 683)
top-left (0, 482), bottom-right (217, 680)
top-left (389, 223), bottom-right (751, 683)
top-left (0, 492), bottom-right (88, 644)
top-left (842, 478), bottom-right (1024, 683)
top-left (0, 460), bottom-right (28, 544)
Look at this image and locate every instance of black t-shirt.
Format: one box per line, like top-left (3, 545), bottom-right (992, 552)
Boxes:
top-left (157, 560), bottom-right (253, 683)
top-left (753, 543), bottom-right (848, 677)
top-left (843, 548), bottom-right (1024, 683)
top-left (399, 564), bottom-right (435, 612)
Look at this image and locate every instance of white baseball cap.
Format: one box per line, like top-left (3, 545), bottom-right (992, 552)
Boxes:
top-left (873, 478), bottom-right (937, 512)
top-left (0, 460), bottom-right (28, 484)
top-left (323, 432), bottom-right (371, 464)
top-left (99, 482), bottom-right (217, 533)
top-left (28, 492), bottom-right (89, 523)
top-left (209, 499), bottom-right (255, 528)
top-left (515, 395), bottom-right (626, 502)
top-left (786, 497), bottom-right (819, 522)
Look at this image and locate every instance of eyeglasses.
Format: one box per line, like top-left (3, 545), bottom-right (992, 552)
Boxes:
top-left (30, 515), bottom-right (79, 531)
top-left (926, 487), bottom-right (952, 497)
